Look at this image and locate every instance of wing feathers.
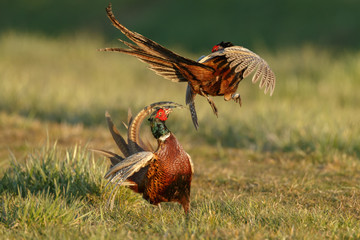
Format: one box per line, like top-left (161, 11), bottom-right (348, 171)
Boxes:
top-left (243, 60), bottom-right (258, 78)
top-left (224, 47), bottom-right (276, 96)
top-left (105, 151), bottom-right (154, 179)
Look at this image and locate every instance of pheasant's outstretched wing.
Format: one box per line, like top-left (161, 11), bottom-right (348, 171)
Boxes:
top-left (225, 46), bottom-right (276, 95)
top-left (103, 151), bottom-right (154, 207)
top-left (199, 46), bottom-right (276, 95)
top-left (104, 151), bottom-right (154, 180)
top-left (100, 4), bottom-right (214, 83)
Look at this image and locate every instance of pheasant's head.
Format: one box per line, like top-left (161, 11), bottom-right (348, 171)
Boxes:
top-left (154, 108), bottom-right (172, 121)
top-left (211, 41), bottom-right (234, 52)
top-left (149, 108), bottom-right (171, 139)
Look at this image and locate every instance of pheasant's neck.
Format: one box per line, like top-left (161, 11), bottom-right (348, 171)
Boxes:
top-left (150, 119), bottom-right (170, 140)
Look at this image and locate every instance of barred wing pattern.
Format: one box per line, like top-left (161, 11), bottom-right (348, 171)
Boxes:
top-left (199, 46), bottom-right (276, 96)
top-left (224, 46), bottom-right (276, 96)
top-left (104, 151), bottom-right (154, 206)
top-left (105, 151), bottom-right (154, 180)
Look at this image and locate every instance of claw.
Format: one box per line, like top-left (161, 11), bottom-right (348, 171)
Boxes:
top-left (232, 93), bottom-right (242, 107)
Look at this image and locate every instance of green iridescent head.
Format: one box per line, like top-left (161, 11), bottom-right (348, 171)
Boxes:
top-left (148, 108), bottom-right (171, 139)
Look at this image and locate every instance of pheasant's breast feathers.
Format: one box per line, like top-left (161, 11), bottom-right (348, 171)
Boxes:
top-left (155, 133), bottom-right (193, 175)
top-left (144, 133), bottom-right (192, 205)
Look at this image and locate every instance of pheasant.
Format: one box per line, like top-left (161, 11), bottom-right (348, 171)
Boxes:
top-left (94, 102), bottom-right (194, 214)
top-left (100, 4), bottom-right (276, 129)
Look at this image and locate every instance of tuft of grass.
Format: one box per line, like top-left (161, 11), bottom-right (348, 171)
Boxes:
top-left (0, 143), bottom-right (103, 199)
top-left (0, 144), bottom-right (99, 232)
top-left (1, 191), bottom-right (91, 229)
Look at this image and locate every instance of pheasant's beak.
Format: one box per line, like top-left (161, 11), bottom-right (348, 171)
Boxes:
top-left (164, 108), bottom-right (172, 116)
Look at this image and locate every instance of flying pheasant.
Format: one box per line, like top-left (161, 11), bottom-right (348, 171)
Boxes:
top-left (94, 102), bottom-right (193, 214)
top-left (100, 4), bottom-right (276, 129)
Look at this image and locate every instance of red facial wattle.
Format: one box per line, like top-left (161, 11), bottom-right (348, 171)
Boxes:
top-left (212, 45), bottom-right (220, 52)
top-left (155, 109), bottom-right (168, 121)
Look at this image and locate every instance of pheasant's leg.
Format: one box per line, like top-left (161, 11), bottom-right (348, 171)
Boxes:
top-left (200, 88), bottom-right (218, 117)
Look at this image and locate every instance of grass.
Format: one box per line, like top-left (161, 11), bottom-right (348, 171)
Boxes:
top-left (0, 32), bottom-right (360, 239)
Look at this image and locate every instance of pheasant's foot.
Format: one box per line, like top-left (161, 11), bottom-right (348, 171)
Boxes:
top-left (232, 93), bottom-right (242, 107)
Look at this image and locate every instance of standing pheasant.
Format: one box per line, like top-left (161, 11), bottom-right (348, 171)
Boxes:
top-left (100, 4), bottom-right (276, 129)
top-left (94, 102), bottom-right (194, 214)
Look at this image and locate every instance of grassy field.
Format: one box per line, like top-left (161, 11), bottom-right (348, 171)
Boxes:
top-left (0, 32), bottom-right (360, 239)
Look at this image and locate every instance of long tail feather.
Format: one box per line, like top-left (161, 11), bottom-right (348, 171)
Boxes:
top-left (100, 47), bottom-right (187, 83)
top-left (104, 4), bottom-right (202, 65)
top-left (91, 148), bottom-right (123, 167)
top-left (186, 84), bottom-right (198, 129)
top-left (105, 111), bottom-right (130, 157)
top-left (101, 4), bottom-right (213, 84)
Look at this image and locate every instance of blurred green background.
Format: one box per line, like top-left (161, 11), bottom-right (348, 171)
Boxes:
top-left (1, 0), bottom-right (359, 52)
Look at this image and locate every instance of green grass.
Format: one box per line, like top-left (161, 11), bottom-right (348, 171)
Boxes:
top-left (1, 32), bottom-right (360, 239)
